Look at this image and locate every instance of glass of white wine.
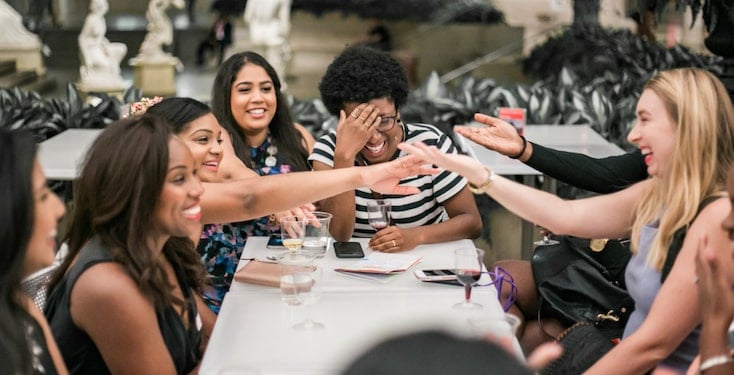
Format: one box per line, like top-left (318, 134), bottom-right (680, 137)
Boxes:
top-left (280, 216), bottom-right (307, 252)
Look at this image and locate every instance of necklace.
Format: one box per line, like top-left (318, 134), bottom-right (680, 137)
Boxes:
top-left (264, 136), bottom-right (278, 167)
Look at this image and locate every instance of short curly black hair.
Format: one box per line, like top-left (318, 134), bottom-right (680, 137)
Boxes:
top-left (319, 45), bottom-right (409, 116)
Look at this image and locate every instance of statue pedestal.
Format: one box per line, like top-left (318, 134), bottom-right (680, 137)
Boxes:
top-left (76, 81), bottom-right (130, 103)
top-left (129, 57), bottom-right (179, 96)
top-left (0, 46), bottom-right (45, 75)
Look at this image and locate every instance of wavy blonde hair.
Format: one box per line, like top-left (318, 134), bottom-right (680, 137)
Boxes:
top-left (630, 68), bottom-right (734, 270)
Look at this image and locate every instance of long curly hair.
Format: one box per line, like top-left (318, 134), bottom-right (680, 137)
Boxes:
top-left (319, 45), bottom-right (409, 115)
top-left (210, 51), bottom-right (309, 172)
top-left (631, 68), bottom-right (734, 270)
top-left (50, 115), bottom-right (207, 309)
top-left (0, 129), bottom-right (38, 374)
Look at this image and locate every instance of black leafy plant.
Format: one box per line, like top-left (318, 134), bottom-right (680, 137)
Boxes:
top-left (0, 83), bottom-right (137, 142)
top-left (0, 83), bottom-right (137, 202)
top-left (291, 0), bottom-right (503, 23)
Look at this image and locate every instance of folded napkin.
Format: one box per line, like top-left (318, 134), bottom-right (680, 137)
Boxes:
top-left (234, 260), bottom-right (280, 288)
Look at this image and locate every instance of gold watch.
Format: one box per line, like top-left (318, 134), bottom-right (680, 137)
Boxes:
top-left (468, 167), bottom-right (496, 194)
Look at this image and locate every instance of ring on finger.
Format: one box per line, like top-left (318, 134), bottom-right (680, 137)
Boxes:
top-left (351, 109), bottom-right (360, 118)
top-left (391, 240), bottom-right (396, 247)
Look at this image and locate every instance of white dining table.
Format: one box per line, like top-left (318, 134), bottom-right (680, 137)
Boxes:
top-left (37, 128), bottom-right (104, 180)
top-left (457, 124), bottom-right (625, 260)
top-left (200, 237), bottom-right (521, 375)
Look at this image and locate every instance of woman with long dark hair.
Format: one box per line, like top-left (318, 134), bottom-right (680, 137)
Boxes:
top-left (45, 115), bottom-right (212, 374)
top-left (0, 129), bottom-right (67, 374)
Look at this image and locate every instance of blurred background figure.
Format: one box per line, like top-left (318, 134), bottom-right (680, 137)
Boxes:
top-left (196, 9), bottom-right (232, 67)
top-left (359, 18), bottom-right (392, 52)
top-left (345, 330), bottom-right (562, 375)
top-left (244, 0), bottom-right (291, 91)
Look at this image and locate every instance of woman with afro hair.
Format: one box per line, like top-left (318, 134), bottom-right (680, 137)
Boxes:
top-left (309, 45), bottom-right (482, 252)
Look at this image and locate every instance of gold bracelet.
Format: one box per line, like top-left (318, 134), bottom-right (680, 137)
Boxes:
top-left (467, 166), bottom-right (496, 194)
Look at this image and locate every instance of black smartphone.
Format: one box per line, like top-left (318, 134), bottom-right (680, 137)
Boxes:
top-left (334, 241), bottom-right (365, 258)
top-left (266, 234), bottom-right (285, 249)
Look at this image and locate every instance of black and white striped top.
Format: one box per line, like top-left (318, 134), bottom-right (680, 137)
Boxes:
top-left (308, 122), bottom-right (467, 238)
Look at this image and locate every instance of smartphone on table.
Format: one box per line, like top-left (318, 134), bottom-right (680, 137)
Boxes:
top-left (333, 241), bottom-right (365, 258)
top-left (266, 234), bottom-right (285, 249)
top-left (413, 269), bottom-right (460, 285)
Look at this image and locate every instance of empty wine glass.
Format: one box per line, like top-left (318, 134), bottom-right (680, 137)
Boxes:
top-left (292, 265), bottom-right (324, 331)
top-left (454, 248), bottom-right (485, 309)
top-left (533, 226), bottom-right (559, 246)
top-left (280, 216), bottom-right (307, 253)
top-left (367, 199), bottom-right (391, 231)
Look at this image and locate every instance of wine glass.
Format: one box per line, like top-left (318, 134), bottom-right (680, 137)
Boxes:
top-left (367, 199), bottom-right (391, 231)
top-left (454, 248), bottom-right (485, 309)
top-left (280, 216), bottom-right (307, 253)
top-left (292, 265), bottom-right (324, 331)
top-left (533, 226), bottom-right (559, 246)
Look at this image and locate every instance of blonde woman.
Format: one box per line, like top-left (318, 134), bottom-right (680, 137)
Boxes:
top-left (400, 68), bottom-right (734, 374)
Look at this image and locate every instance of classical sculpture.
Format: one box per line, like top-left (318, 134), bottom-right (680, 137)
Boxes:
top-left (78, 0), bottom-right (127, 88)
top-left (135, 0), bottom-right (185, 61)
top-left (244, 0), bottom-right (291, 90)
top-left (0, 0), bottom-right (41, 49)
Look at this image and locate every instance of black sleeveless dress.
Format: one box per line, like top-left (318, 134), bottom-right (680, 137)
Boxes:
top-left (44, 237), bottom-right (201, 374)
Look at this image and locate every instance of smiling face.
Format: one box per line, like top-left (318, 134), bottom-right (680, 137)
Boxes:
top-left (627, 89), bottom-right (677, 178)
top-left (344, 97), bottom-right (403, 165)
top-left (24, 160), bottom-right (65, 277)
top-left (178, 113), bottom-right (224, 182)
top-left (152, 138), bottom-right (204, 240)
top-left (229, 63), bottom-right (277, 144)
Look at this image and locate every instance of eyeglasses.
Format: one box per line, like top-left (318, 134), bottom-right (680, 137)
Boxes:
top-left (376, 114), bottom-right (400, 132)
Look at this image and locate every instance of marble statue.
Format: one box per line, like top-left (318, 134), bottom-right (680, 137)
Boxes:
top-left (135, 0), bottom-right (185, 62)
top-left (244, 0), bottom-right (291, 90)
top-left (78, 0), bottom-right (127, 88)
top-left (0, 0), bottom-right (41, 49)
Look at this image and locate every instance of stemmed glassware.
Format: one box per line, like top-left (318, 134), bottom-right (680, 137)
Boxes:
top-left (292, 265), bottom-right (324, 331)
top-left (533, 226), bottom-right (559, 246)
top-left (367, 199), bottom-right (391, 231)
top-left (280, 216), bottom-right (307, 253)
top-left (453, 248), bottom-right (485, 310)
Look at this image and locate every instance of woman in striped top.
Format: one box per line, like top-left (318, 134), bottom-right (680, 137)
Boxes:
top-left (309, 45), bottom-right (482, 252)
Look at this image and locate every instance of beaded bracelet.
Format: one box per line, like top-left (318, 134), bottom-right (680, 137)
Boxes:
top-left (700, 354), bottom-right (733, 373)
top-left (509, 136), bottom-right (527, 159)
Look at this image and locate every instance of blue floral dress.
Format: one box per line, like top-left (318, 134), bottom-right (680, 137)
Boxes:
top-left (197, 138), bottom-right (295, 314)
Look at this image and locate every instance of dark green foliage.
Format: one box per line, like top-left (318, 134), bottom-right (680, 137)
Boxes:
top-left (522, 24), bottom-right (722, 85)
top-left (0, 83), bottom-right (131, 142)
top-left (291, 0), bottom-right (503, 23)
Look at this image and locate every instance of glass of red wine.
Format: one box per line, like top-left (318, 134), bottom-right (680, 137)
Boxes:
top-left (454, 247), bottom-right (485, 309)
top-left (367, 199), bottom-right (391, 231)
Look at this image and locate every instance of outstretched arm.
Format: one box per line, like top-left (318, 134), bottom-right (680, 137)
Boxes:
top-left (200, 154), bottom-right (434, 225)
top-left (458, 114), bottom-right (647, 193)
top-left (398, 141), bottom-right (641, 239)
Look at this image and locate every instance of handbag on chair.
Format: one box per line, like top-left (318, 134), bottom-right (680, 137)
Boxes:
top-left (532, 236), bottom-right (634, 375)
top-left (532, 236), bottom-right (634, 337)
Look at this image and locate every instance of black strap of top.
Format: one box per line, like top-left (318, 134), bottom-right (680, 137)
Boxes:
top-left (661, 195), bottom-right (723, 282)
